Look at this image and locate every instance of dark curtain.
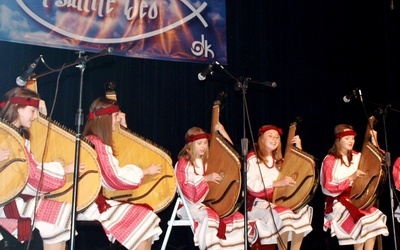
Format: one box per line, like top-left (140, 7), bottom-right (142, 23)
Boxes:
top-left (0, 0), bottom-right (399, 249)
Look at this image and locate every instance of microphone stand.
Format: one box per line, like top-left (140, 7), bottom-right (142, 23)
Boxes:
top-left (32, 48), bottom-right (113, 79)
top-left (31, 48), bottom-right (112, 250)
top-left (68, 51), bottom-right (86, 250)
top-left (211, 62), bottom-right (277, 249)
top-left (374, 104), bottom-right (400, 250)
top-left (236, 77), bottom-right (249, 250)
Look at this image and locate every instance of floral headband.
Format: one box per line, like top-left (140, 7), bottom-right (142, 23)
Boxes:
top-left (258, 125), bottom-right (283, 136)
top-left (335, 130), bottom-right (357, 140)
top-left (185, 133), bottom-right (211, 143)
top-left (87, 105), bottom-right (120, 120)
top-left (0, 96), bottom-right (40, 109)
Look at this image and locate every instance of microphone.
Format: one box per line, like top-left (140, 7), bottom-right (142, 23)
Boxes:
top-left (16, 56), bottom-right (42, 86)
top-left (263, 81), bottom-right (277, 88)
top-left (76, 47), bottom-right (114, 63)
top-left (249, 79), bottom-right (277, 88)
top-left (100, 47), bottom-right (113, 56)
top-left (198, 62), bottom-right (215, 81)
top-left (343, 88), bottom-right (360, 103)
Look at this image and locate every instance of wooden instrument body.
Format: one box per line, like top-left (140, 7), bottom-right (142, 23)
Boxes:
top-left (205, 99), bottom-right (242, 218)
top-left (272, 122), bottom-right (318, 211)
top-left (0, 120), bottom-right (29, 206)
top-left (350, 116), bottom-right (386, 209)
top-left (102, 84), bottom-right (176, 213)
top-left (272, 147), bottom-right (317, 211)
top-left (102, 126), bottom-right (176, 213)
top-left (28, 114), bottom-right (102, 212)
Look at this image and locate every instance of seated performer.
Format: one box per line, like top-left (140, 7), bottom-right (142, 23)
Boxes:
top-left (0, 87), bottom-right (83, 250)
top-left (79, 96), bottom-right (162, 250)
top-left (320, 124), bottom-right (388, 250)
top-left (391, 157), bottom-right (400, 222)
top-left (246, 124), bottom-right (313, 250)
top-left (175, 126), bottom-right (245, 250)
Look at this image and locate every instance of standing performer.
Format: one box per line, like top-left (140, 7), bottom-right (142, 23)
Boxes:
top-left (175, 126), bottom-right (245, 250)
top-left (0, 87), bottom-right (83, 250)
top-left (246, 124), bottom-right (313, 250)
top-left (79, 97), bottom-right (162, 250)
top-left (320, 124), bottom-right (388, 250)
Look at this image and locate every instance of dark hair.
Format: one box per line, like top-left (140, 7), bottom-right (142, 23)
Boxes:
top-left (82, 97), bottom-right (118, 151)
top-left (328, 124), bottom-right (355, 166)
top-left (0, 87), bottom-right (40, 139)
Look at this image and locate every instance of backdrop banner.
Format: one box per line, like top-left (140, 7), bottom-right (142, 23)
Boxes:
top-left (0, 0), bottom-right (226, 63)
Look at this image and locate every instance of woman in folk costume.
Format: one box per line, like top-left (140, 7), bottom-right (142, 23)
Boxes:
top-left (320, 124), bottom-right (388, 250)
top-left (392, 157), bottom-right (400, 221)
top-left (175, 126), bottom-right (245, 250)
top-left (246, 125), bottom-right (313, 250)
top-left (79, 97), bottom-right (162, 250)
top-left (0, 87), bottom-right (83, 250)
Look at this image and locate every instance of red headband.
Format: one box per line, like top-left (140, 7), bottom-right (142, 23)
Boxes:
top-left (258, 125), bottom-right (283, 136)
top-left (335, 130), bottom-right (357, 140)
top-left (0, 96), bottom-right (40, 109)
top-left (185, 133), bottom-right (211, 143)
top-left (87, 105), bottom-right (120, 120)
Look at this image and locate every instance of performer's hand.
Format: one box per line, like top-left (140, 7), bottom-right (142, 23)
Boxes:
top-left (290, 135), bottom-right (302, 150)
top-left (215, 123), bottom-right (225, 133)
top-left (274, 176), bottom-right (296, 187)
top-left (63, 162), bottom-right (85, 174)
top-left (370, 129), bottom-right (378, 147)
top-left (204, 172), bottom-right (223, 184)
top-left (215, 122), bottom-right (233, 144)
top-left (349, 170), bottom-right (366, 181)
top-left (0, 147), bottom-right (11, 161)
top-left (117, 112), bottom-right (127, 128)
top-left (143, 164), bottom-right (162, 176)
top-left (39, 100), bottom-right (47, 116)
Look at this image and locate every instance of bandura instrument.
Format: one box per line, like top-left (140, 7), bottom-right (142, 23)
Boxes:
top-left (350, 116), bottom-right (386, 209)
top-left (102, 83), bottom-right (176, 213)
top-left (272, 120), bottom-right (318, 211)
top-left (0, 119), bottom-right (29, 206)
top-left (204, 92), bottom-right (242, 218)
top-left (26, 80), bottom-right (101, 212)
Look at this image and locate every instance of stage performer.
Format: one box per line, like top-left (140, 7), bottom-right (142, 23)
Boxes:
top-left (0, 87), bottom-right (83, 250)
top-left (246, 124), bottom-right (313, 250)
top-left (391, 157), bottom-right (400, 222)
top-left (320, 124), bottom-right (388, 250)
top-left (79, 96), bottom-right (162, 250)
top-left (175, 126), bottom-right (245, 250)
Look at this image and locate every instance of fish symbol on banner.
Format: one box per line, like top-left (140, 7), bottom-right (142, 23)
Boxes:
top-left (16, 0), bottom-right (209, 44)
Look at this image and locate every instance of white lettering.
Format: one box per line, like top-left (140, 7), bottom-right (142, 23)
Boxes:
top-left (139, 1), bottom-right (148, 18)
top-left (19, 0), bottom-right (207, 44)
top-left (97, 0), bottom-right (104, 17)
top-left (147, 1), bottom-right (158, 19)
top-left (54, 0), bottom-right (68, 7)
top-left (42, 0), bottom-right (50, 8)
top-left (125, 0), bottom-right (158, 21)
top-left (83, 0), bottom-right (90, 11)
top-left (42, 0), bottom-right (158, 21)
top-left (124, 0), bottom-right (140, 20)
top-left (50, 0), bottom-right (115, 17)
top-left (106, 0), bottom-right (115, 15)
top-left (192, 35), bottom-right (215, 58)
